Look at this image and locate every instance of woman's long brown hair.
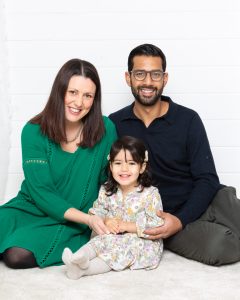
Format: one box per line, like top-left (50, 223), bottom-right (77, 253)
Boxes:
top-left (30, 59), bottom-right (105, 148)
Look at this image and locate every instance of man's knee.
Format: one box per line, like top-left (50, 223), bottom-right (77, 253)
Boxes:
top-left (165, 222), bottom-right (240, 266)
top-left (203, 229), bottom-right (240, 266)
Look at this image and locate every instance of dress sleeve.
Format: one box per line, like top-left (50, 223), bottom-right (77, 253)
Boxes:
top-left (136, 187), bottom-right (164, 238)
top-left (21, 123), bottom-right (73, 222)
top-left (88, 185), bottom-right (109, 218)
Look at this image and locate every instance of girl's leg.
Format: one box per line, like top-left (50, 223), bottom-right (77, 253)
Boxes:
top-left (62, 244), bottom-right (111, 280)
top-left (83, 257), bottom-right (111, 276)
top-left (71, 243), bottom-right (97, 267)
top-left (62, 243), bottom-right (96, 279)
top-left (3, 247), bottom-right (38, 269)
top-left (64, 257), bottom-right (111, 280)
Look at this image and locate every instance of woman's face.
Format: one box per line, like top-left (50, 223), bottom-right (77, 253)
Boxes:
top-left (64, 75), bottom-right (96, 125)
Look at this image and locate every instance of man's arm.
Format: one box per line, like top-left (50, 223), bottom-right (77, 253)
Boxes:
top-left (145, 114), bottom-right (220, 239)
top-left (144, 211), bottom-right (182, 239)
top-left (173, 114), bottom-right (220, 227)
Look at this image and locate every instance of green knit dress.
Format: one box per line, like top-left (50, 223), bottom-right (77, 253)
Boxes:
top-left (0, 116), bottom-right (117, 267)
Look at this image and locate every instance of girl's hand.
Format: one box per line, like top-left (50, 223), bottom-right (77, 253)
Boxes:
top-left (118, 220), bottom-right (127, 233)
top-left (87, 215), bottom-right (110, 235)
top-left (104, 218), bottom-right (120, 234)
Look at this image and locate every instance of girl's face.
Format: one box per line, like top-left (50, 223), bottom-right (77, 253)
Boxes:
top-left (64, 75), bottom-right (96, 125)
top-left (110, 149), bottom-right (146, 194)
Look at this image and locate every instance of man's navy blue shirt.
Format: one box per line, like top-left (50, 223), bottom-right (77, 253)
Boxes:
top-left (109, 96), bottom-right (221, 227)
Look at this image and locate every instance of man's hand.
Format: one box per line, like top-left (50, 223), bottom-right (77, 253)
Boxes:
top-left (144, 211), bottom-right (183, 239)
top-left (104, 218), bottom-right (120, 234)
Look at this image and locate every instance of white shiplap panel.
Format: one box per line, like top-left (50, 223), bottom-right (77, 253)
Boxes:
top-left (7, 39), bottom-right (240, 68)
top-left (9, 66), bottom-right (240, 95)
top-left (9, 67), bottom-right (58, 95)
top-left (3, 173), bottom-right (24, 204)
top-left (6, 0), bottom-right (240, 13)
top-left (218, 173), bottom-right (240, 197)
top-left (11, 95), bottom-right (48, 121)
top-left (172, 94), bottom-right (240, 121)
top-left (212, 147), bottom-right (240, 173)
top-left (6, 12), bottom-right (240, 41)
top-left (165, 66), bottom-right (240, 94)
top-left (8, 146), bottom-right (22, 174)
top-left (204, 120), bottom-right (240, 147)
top-left (10, 120), bottom-right (25, 148)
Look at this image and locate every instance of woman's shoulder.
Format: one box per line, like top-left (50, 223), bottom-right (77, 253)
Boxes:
top-left (22, 122), bottom-right (40, 136)
top-left (102, 116), bottom-right (117, 139)
top-left (21, 122), bottom-right (46, 143)
top-left (102, 116), bottom-right (116, 130)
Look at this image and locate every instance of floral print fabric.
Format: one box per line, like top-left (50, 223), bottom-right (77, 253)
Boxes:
top-left (88, 185), bottom-right (164, 271)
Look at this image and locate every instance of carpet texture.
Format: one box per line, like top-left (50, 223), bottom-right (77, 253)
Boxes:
top-left (1, 250), bottom-right (240, 300)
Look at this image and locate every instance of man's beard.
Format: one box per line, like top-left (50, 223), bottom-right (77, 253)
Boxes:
top-left (131, 85), bottom-right (163, 107)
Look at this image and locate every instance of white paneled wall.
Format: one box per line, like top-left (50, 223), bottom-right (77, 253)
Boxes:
top-left (0, 0), bottom-right (11, 200)
top-left (1, 0), bottom-right (240, 203)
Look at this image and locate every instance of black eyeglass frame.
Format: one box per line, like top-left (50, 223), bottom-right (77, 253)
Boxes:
top-left (130, 69), bottom-right (166, 81)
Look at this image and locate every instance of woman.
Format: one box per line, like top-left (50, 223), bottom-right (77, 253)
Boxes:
top-left (0, 59), bottom-right (117, 269)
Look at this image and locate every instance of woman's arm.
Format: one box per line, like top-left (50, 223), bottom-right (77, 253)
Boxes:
top-left (64, 208), bottom-right (109, 235)
top-left (21, 123), bottom-right (73, 222)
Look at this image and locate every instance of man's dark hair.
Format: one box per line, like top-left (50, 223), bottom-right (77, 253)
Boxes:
top-left (128, 43), bottom-right (167, 72)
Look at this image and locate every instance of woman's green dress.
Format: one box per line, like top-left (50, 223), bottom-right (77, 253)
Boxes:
top-left (0, 116), bottom-right (117, 267)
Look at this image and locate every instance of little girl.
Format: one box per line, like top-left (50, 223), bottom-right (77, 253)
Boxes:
top-left (62, 136), bottom-right (164, 279)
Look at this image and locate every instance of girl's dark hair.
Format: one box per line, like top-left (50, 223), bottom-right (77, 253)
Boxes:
top-left (128, 43), bottom-right (167, 72)
top-left (104, 136), bottom-right (152, 195)
top-left (30, 58), bottom-right (105, 148)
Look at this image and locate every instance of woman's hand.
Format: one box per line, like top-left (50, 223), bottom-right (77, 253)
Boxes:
top-left (104, 218), bottom-right (120, 234)
top-left (87, 215), bottom-right (110, 235)
top-left (64, 208), bottom-right (110, 235)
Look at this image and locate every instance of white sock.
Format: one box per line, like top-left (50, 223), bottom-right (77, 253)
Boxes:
top-left (84, 257), bottom-right (111, 276)
top-left (62, 248), bottom-right (84, 280)
top-left (71, 244), bottom-right (96, 269)
top-left (62, 247), bottom-right (111, 279)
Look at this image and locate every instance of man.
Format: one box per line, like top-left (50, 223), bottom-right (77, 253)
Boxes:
top-left (109, 44), bottom-right (240, 265)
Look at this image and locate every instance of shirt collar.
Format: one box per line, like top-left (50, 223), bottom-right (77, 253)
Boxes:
top-left (119, 95), bottom-right (178, 125)
top-left (116, 185), bottom-right (143, 196)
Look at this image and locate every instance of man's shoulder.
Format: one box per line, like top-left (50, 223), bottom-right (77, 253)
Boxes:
top-left (175, 102), bottom-right (198, 117)
top-left (108, 104), bottom-right (133, 122)
top-left (172, 100), bottom-right (200, 123)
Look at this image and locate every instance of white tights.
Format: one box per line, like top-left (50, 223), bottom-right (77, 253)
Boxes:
top-left (62, 244), bottom-right (111, 280)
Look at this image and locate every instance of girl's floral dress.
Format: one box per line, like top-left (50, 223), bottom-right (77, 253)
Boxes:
top-left (88, 185), bottom-right (164, 271)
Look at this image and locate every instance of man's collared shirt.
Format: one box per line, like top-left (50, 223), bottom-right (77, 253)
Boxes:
top-left (109, 96), bottom-right (221, 226)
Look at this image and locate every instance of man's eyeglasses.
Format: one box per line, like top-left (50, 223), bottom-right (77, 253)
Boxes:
top-left (130, 70), bottom-right (165, 81)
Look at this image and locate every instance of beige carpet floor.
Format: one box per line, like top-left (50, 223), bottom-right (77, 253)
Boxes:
top-left (1, 250), bottom-right (240, 300)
